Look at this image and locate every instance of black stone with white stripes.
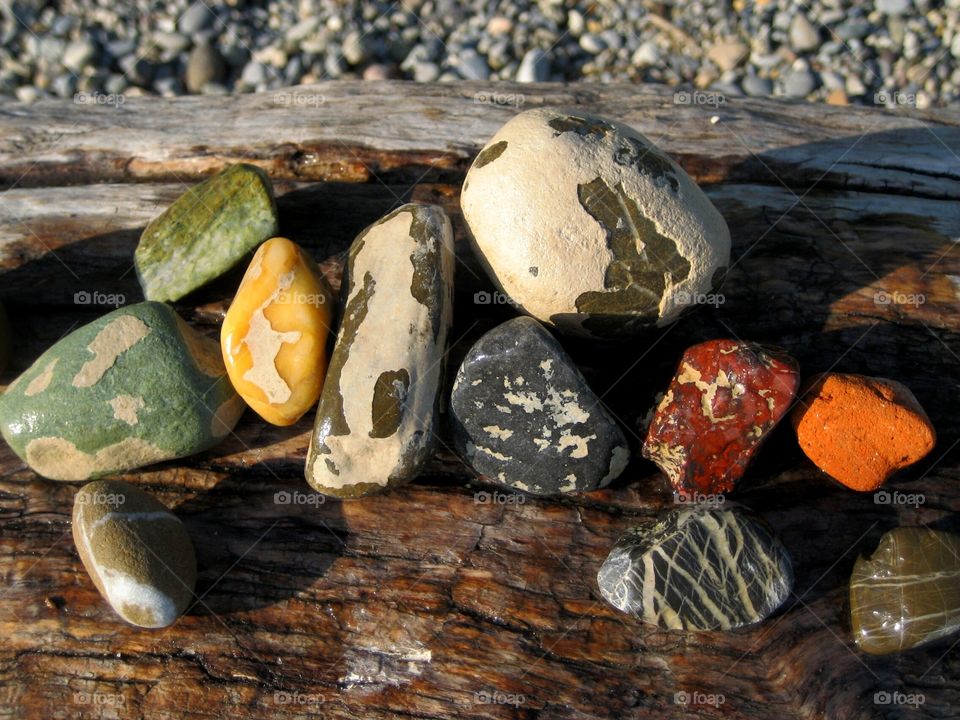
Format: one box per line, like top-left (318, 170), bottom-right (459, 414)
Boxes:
top-left (597, 506), bottom-right (794, 631)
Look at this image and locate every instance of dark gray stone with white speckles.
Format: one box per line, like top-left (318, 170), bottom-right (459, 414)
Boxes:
top-left (450, 316), bottom-right (629, 495)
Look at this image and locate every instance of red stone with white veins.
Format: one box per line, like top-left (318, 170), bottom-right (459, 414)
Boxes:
top-left (642, 339), bottom-right (800, 495)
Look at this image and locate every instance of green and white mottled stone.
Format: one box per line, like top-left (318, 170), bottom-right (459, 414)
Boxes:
top-left (135, 163), bottom-right (279, 302)
top-left (0, 301), bottom-right (244, 481)
top-left (460, 107), bottom-right (731, 338)
top-left (73, 480), bottom-right (196, 628)
top-left (306, 203), bottom-right (455, 498)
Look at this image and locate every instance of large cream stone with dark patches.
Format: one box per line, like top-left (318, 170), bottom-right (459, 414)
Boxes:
top-left (73, 480), bottom-right (196, 628)
top-left (222, 237), bottom-right (335, 426)
top-left (460, 107), bottom-right (731, 338)
top-left (306, 204), bottom-right (455, 498)
top-left (0, 302), bottom-right (244, 480)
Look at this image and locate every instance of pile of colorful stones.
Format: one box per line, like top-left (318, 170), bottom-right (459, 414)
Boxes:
top-left (0, 108), bottom-right (952, 653)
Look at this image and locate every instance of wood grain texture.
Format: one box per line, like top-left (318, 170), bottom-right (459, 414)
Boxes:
top-left (1, 81), bottom-right (959, 719)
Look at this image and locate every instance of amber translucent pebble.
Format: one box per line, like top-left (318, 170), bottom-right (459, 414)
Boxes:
top-left (851, 527), bottom-right (960, 655)
top-left (221, 237), bottom-right (334, 426)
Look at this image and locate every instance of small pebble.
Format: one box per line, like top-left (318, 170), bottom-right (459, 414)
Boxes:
top-left (516, 48), bottom-right (550, 82)
top-left (412, 61), bottom-right (439, 82)
top-left (851, 527), bottom-right (960, 655)
top-left (0, 302), bottom-right (244, 480)
top-left (222, 237), bottom-right (334, 426)
top-left (178, 2), bottom-right (216, 35)
top-left (450, 316), bottom-right (629, 496)
top-left (240, 60), bottom-right (268, 87)
top-left (342, 30), bottom-right (370, 65)
top-left (153, 31), bottom-right (191, 54)
top-left (643, 339), bottom-right (799, 496)
top-left (362, 63), bottom-right (393, 81)
top-left (135, 163), bottom-right (278, 302)
top-left (783, 68), bottom-right (817, 97)
top-left (791, 373), bottom-right (935, 492)
top-left (598, 507), bottom-right (794, 630)
top-left (742, 73), bottom-right (773, 96)
top-left (789, 13), bottom-right (821, 53)
top-left (486, 16), bottom-right (513, 36)
top-left (73, 480), bottom-right (196, 628)
top-left (707, 39), bottom-right (748, 72)
top-left (579, 33), bottom-right (606, 53)
top-left (454, 49), bottom-right (490, 80)
top-left (876, 0), bottom-right (912, 16)
top-left (62, 38), bottom-right (97, 74)
top-left (185, 42), bottom-right (224, 93)
top-left (631, 40), bottom-right (661, 67)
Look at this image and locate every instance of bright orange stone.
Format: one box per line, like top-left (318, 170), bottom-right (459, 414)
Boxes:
top-left (221, 237), bottom-right (334, 426)
top-left (791, 373), bottom-right (936, 492)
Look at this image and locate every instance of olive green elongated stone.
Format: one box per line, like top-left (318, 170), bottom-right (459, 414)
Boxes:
top-left (73, 480), bottom-right (196, 628)
top-left (135, 163), bottom-right (278, 302)
top-left (851, 527), bottom-right (960, 655)
top-left (0, 301), bottom-right (244, 480)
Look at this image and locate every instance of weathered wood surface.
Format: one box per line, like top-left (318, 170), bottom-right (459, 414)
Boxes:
top-left (0, 82), bottom-right (959, 719)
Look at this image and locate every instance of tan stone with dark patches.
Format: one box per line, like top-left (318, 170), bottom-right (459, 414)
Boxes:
top-left (306, 204), bottom-right (454, 498)
top-left (461, 107), bottom-right (730, 337)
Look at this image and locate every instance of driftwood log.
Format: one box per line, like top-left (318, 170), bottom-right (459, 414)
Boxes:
top-left (1, 81), bottom-right (959, 719)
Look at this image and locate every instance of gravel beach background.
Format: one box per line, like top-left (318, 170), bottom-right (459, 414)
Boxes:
top-left (0, 0), bottom-right (954, 108)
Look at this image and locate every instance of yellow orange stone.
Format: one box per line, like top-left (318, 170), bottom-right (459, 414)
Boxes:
top-left (221, 237), bottom-right (334, 426)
